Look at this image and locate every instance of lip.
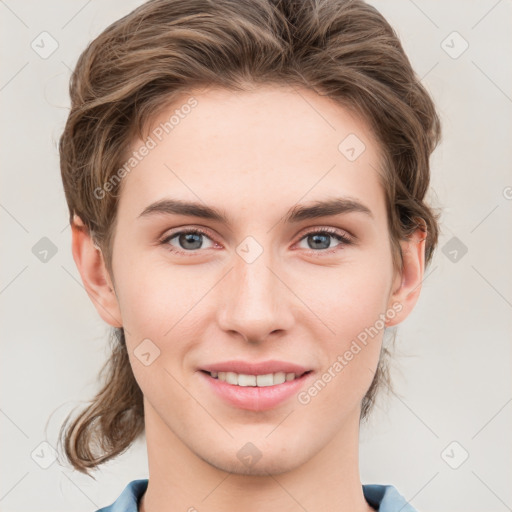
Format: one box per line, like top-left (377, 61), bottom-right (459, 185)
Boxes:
top-left (199, 360), bottom-right (311, 376)
top-left (198, 366), bottom-right (315, 412)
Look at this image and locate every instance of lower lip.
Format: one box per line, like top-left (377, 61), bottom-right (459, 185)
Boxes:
top-left (198, 370), bottom-right (314, 411)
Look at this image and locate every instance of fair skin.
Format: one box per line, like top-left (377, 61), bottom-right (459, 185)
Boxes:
top-left (72, 85), bottom-right (425, 512)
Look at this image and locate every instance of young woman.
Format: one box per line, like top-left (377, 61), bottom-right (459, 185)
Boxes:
top-left (58, 0), bottom-right (441, 510)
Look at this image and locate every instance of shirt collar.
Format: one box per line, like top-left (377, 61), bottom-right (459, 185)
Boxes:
top-left (96, 479), bottom-right (418, 512)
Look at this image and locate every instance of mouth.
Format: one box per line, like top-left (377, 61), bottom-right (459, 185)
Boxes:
top-left (198, 367), bottom-right (315, 411)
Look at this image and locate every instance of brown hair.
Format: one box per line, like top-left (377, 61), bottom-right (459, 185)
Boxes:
top-left (58, 0), bottom-right (441, 475)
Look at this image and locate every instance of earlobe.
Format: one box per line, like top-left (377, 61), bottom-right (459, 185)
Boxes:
top-left (386, 223), bottom-right (427, 327)
top-left (71, 215), bottom-right (123, 328)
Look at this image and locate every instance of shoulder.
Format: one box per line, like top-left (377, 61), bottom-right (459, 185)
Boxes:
top-left (95, 479), bottom-right (148, 512)
top-left (362, 483), bottom-right (419, 512)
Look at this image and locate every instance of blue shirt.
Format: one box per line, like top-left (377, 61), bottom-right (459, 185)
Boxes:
top-left (96, 479), bottom-right (418, 511)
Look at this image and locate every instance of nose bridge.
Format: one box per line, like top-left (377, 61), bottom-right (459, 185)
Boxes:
top-left (217, 237), bottom-right (293, 341)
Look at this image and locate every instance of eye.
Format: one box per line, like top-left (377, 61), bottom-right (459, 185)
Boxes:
top-left (161, 228), bottom-right (216, 254)
top-left (296, 228), bottom-right (353, 254)
top-left (160, 226), bottom-right (353, 256)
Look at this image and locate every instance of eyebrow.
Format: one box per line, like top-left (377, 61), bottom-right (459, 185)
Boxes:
top-left (137, 196), bottom-right (373, 224)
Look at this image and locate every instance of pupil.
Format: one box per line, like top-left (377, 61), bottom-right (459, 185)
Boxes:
top-left (309, 233), bottom-right (329, 250)
top-left (180, 233), bottom-right (202, 250)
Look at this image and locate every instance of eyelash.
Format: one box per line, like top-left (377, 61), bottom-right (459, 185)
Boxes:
top-left (160, 226), bottom-right (354, 256)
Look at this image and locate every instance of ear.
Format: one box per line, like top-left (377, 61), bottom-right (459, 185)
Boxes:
top-left (386, 222), bottom-right (427, 327)
top-left (71, 215), bottom-right (123, 328)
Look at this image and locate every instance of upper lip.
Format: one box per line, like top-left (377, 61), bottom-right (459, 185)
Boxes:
top-left (199, 360), bottom-right (312, 376)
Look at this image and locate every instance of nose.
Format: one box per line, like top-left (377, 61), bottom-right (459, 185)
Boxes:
top-left (216, 245), bottom-right (295, 344)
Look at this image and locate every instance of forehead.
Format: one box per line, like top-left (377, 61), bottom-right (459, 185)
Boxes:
top-left (117, 85), bottom-right (386, 225)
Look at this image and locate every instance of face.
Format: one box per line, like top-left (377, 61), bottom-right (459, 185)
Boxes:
top-left (84, 85), bottom-right (420, 476)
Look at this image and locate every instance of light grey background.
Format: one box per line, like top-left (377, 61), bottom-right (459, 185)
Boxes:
top-left (1, 1), bottom-right (511, 511)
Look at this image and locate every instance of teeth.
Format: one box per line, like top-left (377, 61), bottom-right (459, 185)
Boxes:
top-left (257, 374), bottom-right (275, 386)
top-left (226, 372), bottom-right (241, 385)
top-left (211, 371), bottom-right (299, 387)
top-left (237, 373), bottom-right (255, 386)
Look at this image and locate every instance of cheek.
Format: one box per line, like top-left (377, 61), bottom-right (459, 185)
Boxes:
top-left (299, 252), bottom-right (393, 332)
top-left (113, 255), bottom-right (188, 332)
top-left (301, 255), bottom-right (392, 383)
top-left (115, 261), bottom-right (194, 398)
top-left (304, 280), bottom-right (388, 411)
top-left (331, 276), bottom-right (390, 339)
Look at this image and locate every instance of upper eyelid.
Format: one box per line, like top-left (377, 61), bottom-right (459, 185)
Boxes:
top-left (161, 226), bottom-right (214, 242)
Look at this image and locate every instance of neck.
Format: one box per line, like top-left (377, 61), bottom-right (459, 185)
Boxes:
top-left (139, 400), bottom-right (374, 512)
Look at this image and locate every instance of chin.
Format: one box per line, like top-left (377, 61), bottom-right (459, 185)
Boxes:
top-left (201, 449), bottom-right (303, 477)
